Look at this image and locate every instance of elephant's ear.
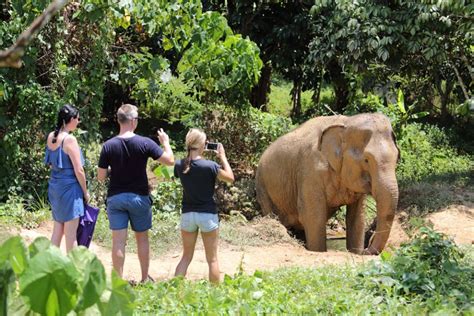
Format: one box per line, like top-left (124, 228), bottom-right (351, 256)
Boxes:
top-left (318, 124), bottom-right (345, 173)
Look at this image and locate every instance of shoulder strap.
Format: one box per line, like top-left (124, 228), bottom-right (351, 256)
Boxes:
top-left (60, 134), bottom-right (68, 148)
top-left (120, 138), bottom-right (131, 158)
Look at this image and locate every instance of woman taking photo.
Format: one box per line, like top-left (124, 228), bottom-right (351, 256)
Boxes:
top-left (44, 104), bottom-right (89, 252)
top-left (174, 128), bottom-right (234, 283)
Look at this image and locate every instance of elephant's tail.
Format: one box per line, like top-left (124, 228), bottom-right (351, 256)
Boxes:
top-left (255, 168), bottom-right (276, 216)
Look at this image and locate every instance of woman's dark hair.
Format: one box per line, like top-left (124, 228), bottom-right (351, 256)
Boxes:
top-left (52, 104), bottom-right (79, 143)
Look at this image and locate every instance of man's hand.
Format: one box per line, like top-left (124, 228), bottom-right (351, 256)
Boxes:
top-left (157, 128), bottom-right (169, 145)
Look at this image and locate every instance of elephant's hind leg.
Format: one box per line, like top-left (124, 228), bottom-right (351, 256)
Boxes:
top-left (256, 183), bottom-right (276, 216)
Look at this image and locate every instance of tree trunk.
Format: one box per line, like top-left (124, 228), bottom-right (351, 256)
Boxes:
top-left (311, 73), bottom-right (322, 105)
top-left (327, 59), bottom-right (349, 113)
top-left (250, 62), bottom-right (272, 111)
top-left (434, 78), bottom-right (454, 122)
top-left (290, 79), bottom-right (302, 118)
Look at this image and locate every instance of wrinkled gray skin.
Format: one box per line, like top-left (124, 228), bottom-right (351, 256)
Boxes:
top-left (256, 114), bottom-right (399, 255)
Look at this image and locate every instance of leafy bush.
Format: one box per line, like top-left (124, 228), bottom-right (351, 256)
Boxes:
top-left (360, 227), bottom-right (473, 311)
top-left (0, 194), bottom-right (49, 229)
top-left (188, 104), bottom-right (293, 170)
top-left (216, 175), bottom-right (258, 218)
top-left (133, 263), bottom-right (462, 314)
top-left (150, 177), bottom-right (182, 214)
top-left (397, 123), bottom-right (473, 182)
top-left (185, 104), bottom-right (293, 218)
top-left (0, 236), bottom-right (135, 314)
top-left (344, 91), bottom-right (384, 115)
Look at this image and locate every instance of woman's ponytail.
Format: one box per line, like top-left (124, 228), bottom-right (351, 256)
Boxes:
top-left (182, 128), bottom-right (206, 175)
top-left (51, 118), bottom-right (63, 144)
top-left (182, 147), bottom-right (192, 174)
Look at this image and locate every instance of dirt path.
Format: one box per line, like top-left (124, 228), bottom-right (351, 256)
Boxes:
top-left (20, 222), bottom-right (370, 282)
top-left (18, 204), bottom-right (473, 282)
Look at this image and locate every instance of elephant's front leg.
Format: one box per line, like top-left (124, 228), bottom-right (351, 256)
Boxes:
top-left (346, 197), bottom-right (366, 254)
top-left (298, 187), bottom-right (327, 252)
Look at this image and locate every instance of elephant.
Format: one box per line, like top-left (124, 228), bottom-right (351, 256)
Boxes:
top-left (255, 113), bottom-right (399, 255)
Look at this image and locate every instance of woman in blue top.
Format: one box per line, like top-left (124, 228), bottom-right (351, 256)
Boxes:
top-left (45, 104), bottom-right (89, 252)
top-left (174, 128), bottom-right (234, 283)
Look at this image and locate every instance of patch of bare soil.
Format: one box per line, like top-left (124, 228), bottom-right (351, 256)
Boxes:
top-left (385, 214), bottom-right (410, 248)
top-left (426, 205), bottom-right (474, 245)
top-left (19, 219), bottom-right (370, 282)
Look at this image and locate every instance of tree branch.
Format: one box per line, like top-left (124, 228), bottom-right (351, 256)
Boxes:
top-left (0, 0), bottom-right (69, 68)
top-left (451, 62), bottom-right (471, 102)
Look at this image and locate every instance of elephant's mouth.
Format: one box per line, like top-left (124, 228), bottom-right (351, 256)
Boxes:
top-left (361, 172), bottom-right (372, 193)
top-left (366, 180), bottom-right (372, 193)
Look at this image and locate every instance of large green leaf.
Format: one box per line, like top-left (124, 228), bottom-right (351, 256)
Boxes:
top-left (102, 271), bottom-right (135, 315)
top-left (0, 261), bottom-right (15, 316)
top-left (28, 236), bottom-right (51, 258)
top-left (69, 247), bottom-right (106, 311)
top-left (0, 236), bottom-right (28, 276)
top-left (19, 247), bottom-right (80, 316)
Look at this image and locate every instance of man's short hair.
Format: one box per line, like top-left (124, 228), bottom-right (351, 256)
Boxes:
top-left (117, 104), bottom-right (138, 124)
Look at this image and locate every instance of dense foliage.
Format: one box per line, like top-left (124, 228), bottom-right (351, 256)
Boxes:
top-left (0, 0), bottom-right (262, 201)
top-left (361, 227), bottom-right (473, 310)
top-left (0, 236), bottom-right (135, 314)
top-left (207, 0), bottom-right (473, 123)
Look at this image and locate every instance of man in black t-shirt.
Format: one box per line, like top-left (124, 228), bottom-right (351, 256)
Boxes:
top-left (98, 104), bottom-right (174, 283)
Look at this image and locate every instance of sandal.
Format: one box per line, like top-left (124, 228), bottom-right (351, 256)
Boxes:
top-left (141, 275), bottom-right (155, 284)
top-left (128, 279), bottom-right (139, 287)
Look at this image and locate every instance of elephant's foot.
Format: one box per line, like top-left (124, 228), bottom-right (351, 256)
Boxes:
top-left (348, 247), bottom-right (363, 255)
top-left (362, 245), bottom-right (380, 255)
top-left (305, 241), bottom-right (327, 252)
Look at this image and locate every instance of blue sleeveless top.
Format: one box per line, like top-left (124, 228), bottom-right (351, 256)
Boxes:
top-left (44, 137), bottom-right (85, 222)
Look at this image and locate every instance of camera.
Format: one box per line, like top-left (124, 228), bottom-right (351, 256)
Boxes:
top-left (205, 142), bottom-right (219, 151)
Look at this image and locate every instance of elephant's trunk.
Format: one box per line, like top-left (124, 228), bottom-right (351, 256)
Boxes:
top-left (366, 172), bottom-right (399, 254)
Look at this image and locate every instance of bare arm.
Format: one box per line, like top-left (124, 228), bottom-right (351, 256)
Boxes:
top-left (97, 167), bottom-right (108, 182)
top-left (64, 136), bottom-right (89, 202)
top-left (216, 144), bottom-right (234, 183)
top-left (157, 128), bottom-right (175, 166)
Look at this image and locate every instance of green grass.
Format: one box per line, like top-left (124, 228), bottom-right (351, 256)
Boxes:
top-left (267, 81), bottom-right (314, 117)
top-left (133, 263), bottom-right (472, 314)
top-left (131, 228), bottom-right (473, 314)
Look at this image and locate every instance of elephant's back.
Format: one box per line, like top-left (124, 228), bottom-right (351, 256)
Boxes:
top-left (259, 115), bottom-right (345, 165)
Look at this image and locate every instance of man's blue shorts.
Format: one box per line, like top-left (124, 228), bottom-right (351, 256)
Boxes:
top-left (106, 193), bottom-right (152, 232)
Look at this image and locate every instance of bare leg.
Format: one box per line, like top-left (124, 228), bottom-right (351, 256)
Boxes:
top-left (51, 221), bottom-right (64, 248)
top-left (135, 230), bottom-right (150, 282)
top-left (112, 229), bottom-right (128, 278)
top-left (174, 230), bottom-right (198, 278)
top-left (201, 229), bottom-right (220, 284)
top-left (64, 218), bottom-right (79, 253)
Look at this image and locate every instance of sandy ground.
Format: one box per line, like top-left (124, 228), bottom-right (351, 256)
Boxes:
top-left (18, 204), bottom-right (473, 282)
top-left (19, 222), bottom-right (371, 282)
